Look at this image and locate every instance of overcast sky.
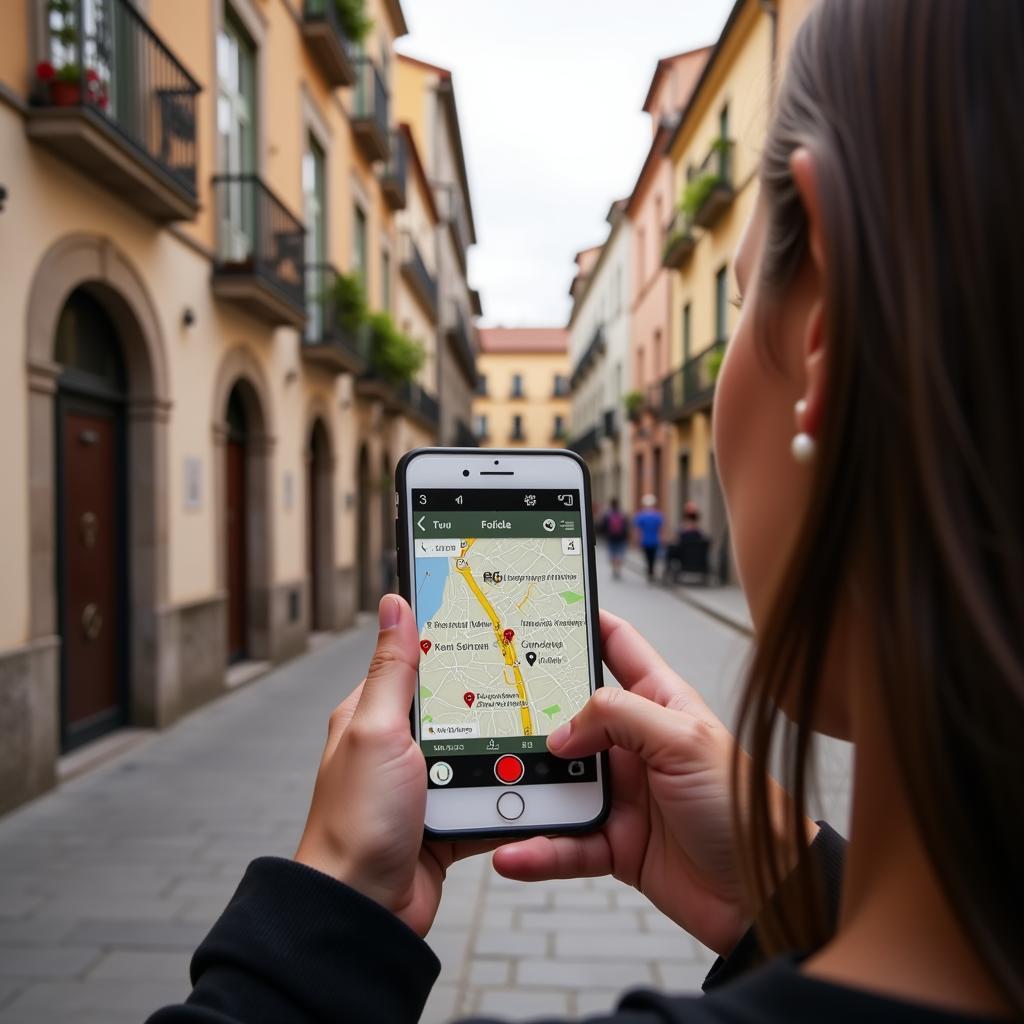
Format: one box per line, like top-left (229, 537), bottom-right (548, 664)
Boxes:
top-left (397, 0), bottom-right (734, 328)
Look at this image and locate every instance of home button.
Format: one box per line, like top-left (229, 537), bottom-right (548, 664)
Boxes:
top-left (496, 792), bottom-right (525, 821)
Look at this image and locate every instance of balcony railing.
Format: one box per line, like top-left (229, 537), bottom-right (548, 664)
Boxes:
top-left (399, 232), bottom-right (438, 319)
top-left (662, 209), bottom-right (696, 269)
top-left (302, 0), bottom-right (357, 87)
top-left (454, 419), bottom-right (478, 448)
top-left (689, 139), bottom-right (735, 230)
top-left (302, 262), bottom-right (369, 374)
top-left (395, 379), bottom-right (440, 433)
top-left (662, 339), bottom-right (727, 421)
top-left (352, 56), bottom-right (389, 162)
top-left (212, 174), bottom-right (307, 327)
top-left (602, 408), bottom-right (619, 440)
top-left (570, 326), bottom-right (607, 389)
top-left (568, 426), bottom-right (600, 457)
top-left (27, 0), bottom-right (199, 220)
top-left (509, 427), bottom-right (526, 442)
top-left (379, 129), bottom-right (407, 209)
top-left (445, 301), bottom-right (477, 383)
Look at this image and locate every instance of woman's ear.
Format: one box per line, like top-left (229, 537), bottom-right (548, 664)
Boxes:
top-left (789, 148), bottom-right (827, 437)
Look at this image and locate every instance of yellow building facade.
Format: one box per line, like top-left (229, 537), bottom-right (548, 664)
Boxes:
top-left (0, 0), bottom-right (477, 813)
top-left (661, 0), bottom-right (812, 578)
top-left (474, 330), bottom-right (570, 448)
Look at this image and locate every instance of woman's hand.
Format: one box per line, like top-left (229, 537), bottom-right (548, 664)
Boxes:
top-left (493, 611), bottom-right (806, 957)
top-left (295, 595), bottom-right (492, 938)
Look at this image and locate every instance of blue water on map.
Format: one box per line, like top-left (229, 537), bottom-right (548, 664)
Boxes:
top-left (415, 557), bottom-right (451, 633)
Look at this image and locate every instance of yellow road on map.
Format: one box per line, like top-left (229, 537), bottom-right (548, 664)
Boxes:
top-left (455, 539), bottom-right (534, 735)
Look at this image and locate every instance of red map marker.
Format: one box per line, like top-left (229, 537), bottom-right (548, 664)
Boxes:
top-left (420, 640), bottom-right (432, 655)
top-left (503, 628), bottom-right (515, 643)
top-left (463, 691), bottom-right (476, 709)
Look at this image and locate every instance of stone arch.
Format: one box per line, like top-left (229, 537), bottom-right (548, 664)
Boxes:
top-left (25, 233), bottom-right (172, 731)
top-left (305, 409), bottom-right (336, 631)
top-left (210, 347), bottom-right (275, 663)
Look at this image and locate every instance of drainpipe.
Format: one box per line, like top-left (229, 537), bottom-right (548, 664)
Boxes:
top-left (760, 0), bottom-right (779, 97)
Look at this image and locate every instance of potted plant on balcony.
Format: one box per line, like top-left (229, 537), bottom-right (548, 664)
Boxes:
top-left (327, 270), bottom-right (367, 335)
top-left (366, 311), bottom-right (424, 384)
top-left (623, 389), bottom-right (645, 423)
top-left (333, 0), bottom-right (372, 44)
top-left (706, 344), bottom-right (725, 383)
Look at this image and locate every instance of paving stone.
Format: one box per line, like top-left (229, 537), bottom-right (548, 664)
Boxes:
top-left (0, 946), bottom-right (100, 979)
top-left (420, 981), bottom-right (460, 1024)
top-left (553, 928), bottom-right (698, 962)
top-left (477, 987), bottom-right (571, 1017)
top-left (576, 988), bottom-right (629, 1016)
top-left (0, 920), bottom-right (74, 947)
top-left (87, 950), bottom-right (191, 982)
top-left (654, 958), bottom-right (715, 992)
top-left (424, 927), bottom-right (471, 973)
top-left (467, 958), bottom-right (511, 986)
top-left (550, 889), bottom-right (614, 909)
top-left (518, 909), bottom-right (639, 933)
top-left (0, 979), bottom-right (188, 1015)
top-left (475, 929), bottom-right (546, 958)
top-left (61, 919), bottom-right (210, 950)
top-left (516, 957), bottom-right (655, 989)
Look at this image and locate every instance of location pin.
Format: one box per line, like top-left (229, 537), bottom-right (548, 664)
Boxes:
top-left (463, 691), bottom-right (476, 709)
top-left (525, 651), bottom-right (537, 667)
top-left (420, 640), bottom-right (432, 655)
top-left (503, 628), bottom-right (515, 643)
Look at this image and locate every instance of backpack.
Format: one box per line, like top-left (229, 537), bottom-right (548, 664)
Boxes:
top-left (606, 510), bottom-right (627, 539)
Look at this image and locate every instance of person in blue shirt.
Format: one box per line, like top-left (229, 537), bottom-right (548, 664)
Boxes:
top-left (633, 493), bottom-right (664, 581)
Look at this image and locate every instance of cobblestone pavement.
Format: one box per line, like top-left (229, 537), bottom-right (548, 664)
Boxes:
top-left (0, 555), bottom-right (852, 1023)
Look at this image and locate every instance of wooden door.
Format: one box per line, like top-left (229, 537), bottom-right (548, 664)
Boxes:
top-left (307, 451), bottom-right (319, 630)
top-left (226, 436), bottom-right (248, 661)
top-left (60, 407), bottom-right (122, 740)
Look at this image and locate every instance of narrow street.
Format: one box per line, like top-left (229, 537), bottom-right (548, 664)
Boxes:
top-left (0, 555), bottom-right (851, 1023)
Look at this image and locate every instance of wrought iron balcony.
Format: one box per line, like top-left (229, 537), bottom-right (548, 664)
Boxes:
top-left (302, 0), bottom-right (358, 87)
top-left (302, 263), bottom-right (369, 374)
top-left (399, 232), bottom-right (438, 320)
top-left (351, 56), bottom-right (389, 162)
top-left (379, 130), bottom-right (406, 210)
top-left (509, 426), bottom-right (526, 442)
top-left (690, 139), bottom-right (735, 230)
top-left (444, 301), bottom-right (477, 384)
top-left (212, 175), bottom-right (307, 327)
top-left (570, 326), bottom-right (607, 389)
top-left (662, 339), bottom-right (727, 421)
top-left (27, 0), bottom-right (199, 221)
top-left (662, 209), bottom-right (696, 269)
top-left (602, 407), bottom-right (619, 440)
top-left (568, 425), bottom-right (600, 457)
top-left (395, 379), bottom-right (440, 434)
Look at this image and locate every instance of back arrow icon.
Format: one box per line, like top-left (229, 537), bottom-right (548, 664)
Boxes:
top-left (416, 515), bottom-right (426, 531)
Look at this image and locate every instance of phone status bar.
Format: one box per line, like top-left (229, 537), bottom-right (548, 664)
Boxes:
top-left (411, 489), bottom-right (580, 512)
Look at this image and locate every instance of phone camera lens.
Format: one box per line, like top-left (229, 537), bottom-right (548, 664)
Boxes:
top-left (462, 469), bottom-right (470, 477)
top-left (494, 460), bottom-right (499, 465)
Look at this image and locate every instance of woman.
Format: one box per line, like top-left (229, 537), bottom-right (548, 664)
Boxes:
top-left (148, 0), bottom-right (1023, 1020)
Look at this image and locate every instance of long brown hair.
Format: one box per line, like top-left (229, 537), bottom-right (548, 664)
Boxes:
top-left (733, 0), bottom-right (1024, 1009)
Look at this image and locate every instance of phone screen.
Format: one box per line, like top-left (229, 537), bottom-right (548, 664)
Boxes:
top-left (412, 488), bottom-right (598, 790)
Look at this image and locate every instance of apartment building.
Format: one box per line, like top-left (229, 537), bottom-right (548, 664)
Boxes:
top-left (474, 328), bottom-right (569, 448)
top-left (0, 0), bottom-right (478, 813)
top-left (566, 200), bottom-right (632, 516)
top-left (661, 0), bottom-right (812, 580)
top-left (395, 54), bottom-right (481, 448)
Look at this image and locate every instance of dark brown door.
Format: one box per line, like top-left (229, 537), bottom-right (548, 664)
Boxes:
top-left (61, 408), bottom-right (121, 735)
top-left (307, 452), bottom-right (319, 630)
top-left (226, 436), bottom-right (248, 661)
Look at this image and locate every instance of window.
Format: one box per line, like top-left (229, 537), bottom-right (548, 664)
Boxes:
top-left (511, 414), bottom-right (524, 439)
top-left (510, 373), bottom-right (524, 398)
top-left (381, 249), bottom-right (391, 312)
top-left (217, 8), bottom-right (256, 259)
top-left (715, 265), bottom-right (728, 341)
top-left (474, 414), bottom-right (488, 439)
top-left (683, 302), bottom-right (692, 363)
top-left (553, 414), bottom-right (566, 439)
top-left (302, 134), bottom-right (326, 338)
top-left (653, 330), bottom-right (662, 378)
top-left (475, 374), bottom-right (488, 396)
top-left (353, 203), bottom-right (368, 283)
top-left (718, 103), bottom-right (731, 178)
top-left (553, 374), bottom-right (568, 397)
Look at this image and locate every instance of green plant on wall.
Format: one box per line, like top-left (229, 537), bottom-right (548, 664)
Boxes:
top-left (366, 311), bottom-right (424, 383)
top-left (327, 271), bottom-right (367, 335)
top-left (623, 389), bottom-right (645, 418)
top-left (706, 344), bottom-right (725, 382)
top-left (679, 171), bottom-right (719, 220)
top-left (333, 0), bottom-right (373, 43)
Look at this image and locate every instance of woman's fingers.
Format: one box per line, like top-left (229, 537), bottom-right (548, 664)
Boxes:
top-left (548, 686), bottom-right (713, 765)
top-left (600, 610), bottom-right (711, 712)
top-left (492, 832), bottom-right (614, 882)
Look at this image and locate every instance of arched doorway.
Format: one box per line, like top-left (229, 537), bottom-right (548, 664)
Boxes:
top-left (54, 288), bottom-right (129, 750)
top-left (357, 443), bottom-right (374, 611)
top-left (307, 419), bottom-right (334, 631)
top-left (225, 386), bottom-right (249, 662)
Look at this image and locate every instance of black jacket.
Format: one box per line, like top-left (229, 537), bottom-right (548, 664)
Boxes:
top-left (146, 824), bottom-right (997, 1023)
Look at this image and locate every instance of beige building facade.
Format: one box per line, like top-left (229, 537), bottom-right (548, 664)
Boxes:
top-left (0, 0), bottom-right (478, 813)
top-left (474, 329), bottom-right (569, 448)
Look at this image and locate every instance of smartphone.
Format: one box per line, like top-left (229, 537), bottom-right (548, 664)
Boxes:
top-left (395, 448), bottom-right (610, 839)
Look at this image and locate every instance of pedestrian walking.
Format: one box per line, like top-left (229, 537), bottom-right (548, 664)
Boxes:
top-left (147, 1), bottom-right (1024, 1021)
top-left (601, 496), bottom-right (630, 579)
top-left (665, 501), bottom-right (711, 583)
top-left (633, 493), bottom-right (664, 581)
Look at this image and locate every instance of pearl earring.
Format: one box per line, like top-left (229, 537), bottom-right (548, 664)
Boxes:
top-left (791, 432), bottom-right (817, 464)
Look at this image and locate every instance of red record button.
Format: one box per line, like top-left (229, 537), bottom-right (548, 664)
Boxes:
top-left (494, 754), bottom-right (525, 785)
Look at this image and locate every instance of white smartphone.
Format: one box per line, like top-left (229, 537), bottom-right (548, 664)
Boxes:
top-left (395, 448), bottom-right (610, 839)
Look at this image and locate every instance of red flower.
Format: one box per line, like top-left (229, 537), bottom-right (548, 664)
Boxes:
top-left (36, 61), bottom-right (56, 81)
top-left (85, 68), bottom-right (99, 82)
